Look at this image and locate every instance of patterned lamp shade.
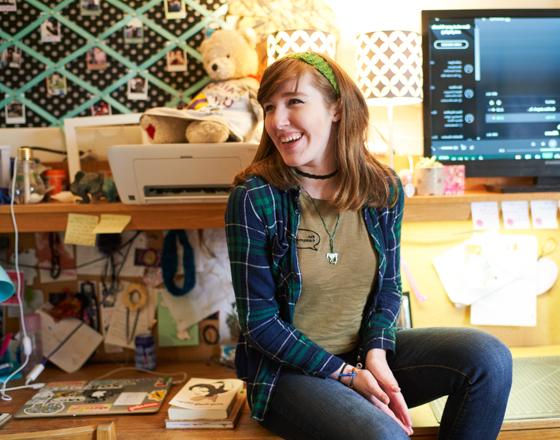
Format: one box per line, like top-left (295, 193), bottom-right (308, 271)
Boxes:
top-left (355, 30), bottom-right (422, 106)
top-left (266, 29), bottom-right (337, 65)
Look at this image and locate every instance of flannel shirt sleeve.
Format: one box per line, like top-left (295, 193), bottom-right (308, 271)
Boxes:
top-left (225, 184), bottom-right (343, 377)
top-left (363, 178), bottom-right (405, 353)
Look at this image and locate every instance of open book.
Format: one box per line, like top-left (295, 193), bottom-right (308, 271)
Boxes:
top-left (168, 377), bottom-right (244, 421)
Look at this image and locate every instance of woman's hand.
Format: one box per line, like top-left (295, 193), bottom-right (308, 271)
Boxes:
top-left (365, 349), bottom-right (413, 436)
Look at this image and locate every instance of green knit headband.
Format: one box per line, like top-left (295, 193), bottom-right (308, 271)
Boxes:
top-left (286, 52), bottom-right (340, 95)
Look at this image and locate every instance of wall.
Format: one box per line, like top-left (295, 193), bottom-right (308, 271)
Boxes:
top-left (326, 0), bottom-right (560, 155)
top-left (402, 221), bottom-right (560, 347)
top-left (2, 0), bottom-right (559, 161)
top-left (323, 0), bottom-right (560, 347)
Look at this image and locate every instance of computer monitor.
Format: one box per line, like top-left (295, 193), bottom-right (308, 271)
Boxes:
top-left (422, 9), bottom-right (560, 192)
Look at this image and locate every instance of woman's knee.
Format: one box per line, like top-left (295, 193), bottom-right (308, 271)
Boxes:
top-left (457, 329), bottom-right (513, 392)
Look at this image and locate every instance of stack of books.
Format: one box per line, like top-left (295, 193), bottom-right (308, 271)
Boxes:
top-left (165, 377), bottom-right (245, 429)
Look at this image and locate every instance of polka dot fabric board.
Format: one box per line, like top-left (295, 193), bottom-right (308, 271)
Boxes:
top-left (0, 0), bottom-right (227, 128)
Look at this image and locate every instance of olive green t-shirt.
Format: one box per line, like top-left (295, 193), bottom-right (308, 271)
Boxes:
top-left (294, 193), bottom-right (377, 354)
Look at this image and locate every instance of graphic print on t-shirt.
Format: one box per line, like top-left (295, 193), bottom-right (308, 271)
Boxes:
top-left (296, 228), bottom-right (320, 251)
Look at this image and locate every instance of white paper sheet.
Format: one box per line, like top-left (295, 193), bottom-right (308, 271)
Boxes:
top-left (104, 281), bottom-right (157, 349)
top-left (470, 275), bottom-right (537, 326)
top-left (38, 308), bottom-right (103, 373)
top-left (433, 233), bottom-right (539, 311)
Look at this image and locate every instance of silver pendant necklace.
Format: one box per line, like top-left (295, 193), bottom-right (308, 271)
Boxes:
top-left (303, 190), bottom-right (341, 265)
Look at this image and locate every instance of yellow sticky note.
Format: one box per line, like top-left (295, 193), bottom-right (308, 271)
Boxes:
top-left (93, 214), bottom-right (131, 234)
top-left (64, 214), bottom-right (99, 247)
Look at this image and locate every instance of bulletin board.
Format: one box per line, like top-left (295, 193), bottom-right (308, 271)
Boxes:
top-left (0, 0), bottom-right (227, 128)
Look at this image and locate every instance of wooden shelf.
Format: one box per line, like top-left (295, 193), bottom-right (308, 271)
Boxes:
top-left (0, 202), bottom-right (227, 232)
top-left (404, 190), bottom-right (560, 222)
top-left (1, 190), bottom-right (559, 233)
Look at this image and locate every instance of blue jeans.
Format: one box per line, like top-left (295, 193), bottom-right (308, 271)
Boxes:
top-left (260, 328), bottom-right (512, 440)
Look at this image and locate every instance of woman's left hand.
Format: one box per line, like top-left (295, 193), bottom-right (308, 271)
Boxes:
top-left (366, 348), bottom-right (413, 435)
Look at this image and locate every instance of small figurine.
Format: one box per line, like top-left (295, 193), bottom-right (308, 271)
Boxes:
top-left (70, 171), bottom-right (118, 203)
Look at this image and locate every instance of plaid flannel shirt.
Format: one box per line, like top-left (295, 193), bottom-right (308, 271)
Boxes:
top-left (225, 175), bottom-right (404, 421)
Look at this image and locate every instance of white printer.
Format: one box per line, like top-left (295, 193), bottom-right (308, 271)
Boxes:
top-left (107, 143), bottom-right (257, 204)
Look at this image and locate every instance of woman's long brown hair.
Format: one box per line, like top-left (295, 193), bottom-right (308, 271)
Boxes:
top-left (234, 53), bottom-right (398, 210)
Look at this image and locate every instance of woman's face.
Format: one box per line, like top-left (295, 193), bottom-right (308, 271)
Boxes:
top-left (191, 386), bottom-right (210, 396)
top-left (262, 72), bottom-right (339, 172)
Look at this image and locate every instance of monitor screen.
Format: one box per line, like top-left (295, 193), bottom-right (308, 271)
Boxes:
top-left (422, 9), bottom-right (560, 191)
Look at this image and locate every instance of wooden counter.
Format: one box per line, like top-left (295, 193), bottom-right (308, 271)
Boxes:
top-left (0, 362), bottom-right (278, 440)
top-left (1, 351), bottom-right (559, 439)
top-left (1, 189), bottom-right (559, 232)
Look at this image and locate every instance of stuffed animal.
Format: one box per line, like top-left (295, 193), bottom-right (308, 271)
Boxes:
top-left (140, 29), bottom-right (262, 144)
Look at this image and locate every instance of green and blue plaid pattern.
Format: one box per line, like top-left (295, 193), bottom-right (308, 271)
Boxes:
top-left (225, 175), bottom-right (404, 421)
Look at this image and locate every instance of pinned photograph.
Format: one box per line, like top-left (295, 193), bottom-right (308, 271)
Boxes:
top-left (127, 77), bottom-right (148, 101)
top-left (0, 43), bottom-right (9, 69)
top-left (46, 72), bottom-right (67, 97)
top-left (164, 0), bottom-right (186, 20)
top-left (0, 0), bottom-right (17, 12)
top-left (165, 46), bottom-right (187, 72)
top-left (9, 47), bottom-right (22, 68)
top-left (91, 100), bottom-right (111, 116)
top-left (0, 45), bottom-right (22, 69)
top-left (40, 17), bottom-right (62, 43)
top-left (124, 18), bottom-right (143, 45)
top-left (80, 0), bottom-right (101, 16)
top-left (5, 98), bottom-right (25, 124)
top-left (86, 47), bottom-right (107, 71)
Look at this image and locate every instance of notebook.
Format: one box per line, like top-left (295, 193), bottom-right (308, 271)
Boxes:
top-left (15, 377), bottom-right (172, 419)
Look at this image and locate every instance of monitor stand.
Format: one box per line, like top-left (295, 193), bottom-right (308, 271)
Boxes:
top-left (485, 176), bottom-right (560, 193)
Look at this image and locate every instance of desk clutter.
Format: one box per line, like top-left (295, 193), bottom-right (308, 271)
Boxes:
top-left (0, 227), bottom-right (238, 390)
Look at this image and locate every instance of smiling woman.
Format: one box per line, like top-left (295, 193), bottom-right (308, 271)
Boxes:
top-left (224, 51), bottom-right (513, 440)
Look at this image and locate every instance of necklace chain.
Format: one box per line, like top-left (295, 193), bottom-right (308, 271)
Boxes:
top-left (302, 190), bottom-right (341, 265)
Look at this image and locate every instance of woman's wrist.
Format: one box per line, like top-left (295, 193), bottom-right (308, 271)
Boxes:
top-left (333, 363), bottom-right (359, 387)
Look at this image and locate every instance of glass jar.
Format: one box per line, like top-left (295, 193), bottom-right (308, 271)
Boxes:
top-left (14, 147), bottom-right (46, 204)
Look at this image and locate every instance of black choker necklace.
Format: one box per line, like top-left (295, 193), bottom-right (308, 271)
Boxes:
top-left (293, 168), bottom-right (339, 180)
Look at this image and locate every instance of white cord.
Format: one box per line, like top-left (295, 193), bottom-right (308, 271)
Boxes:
top-left (1, 156), bottom-right (31, 401)
top-left (2, 383), bottom-right (45, 392)
top-left (93, 366), bottom-right (188, 385)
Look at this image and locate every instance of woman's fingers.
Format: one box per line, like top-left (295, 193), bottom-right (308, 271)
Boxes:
top-left (356, 369), bottom-right (389, 404)
top-left (388, 390), bottom-right (413, 430)
top-left (369, 394), bottom-right (414, 436)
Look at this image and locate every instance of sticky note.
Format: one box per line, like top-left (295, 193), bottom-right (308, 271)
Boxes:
top-left (93, 214), bottom-right (131, 234)
top-left (501, 201), bottom-right (530, 230)
top-left (470, 202), bottom-right (500, 230)
top-left (530, 200), bottom-right (559, 229)
top-left (64, 213), bottom-right (98, 246)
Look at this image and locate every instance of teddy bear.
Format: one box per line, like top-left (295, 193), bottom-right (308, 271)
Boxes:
top-left (140, 29), bottom-right (262, 144)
